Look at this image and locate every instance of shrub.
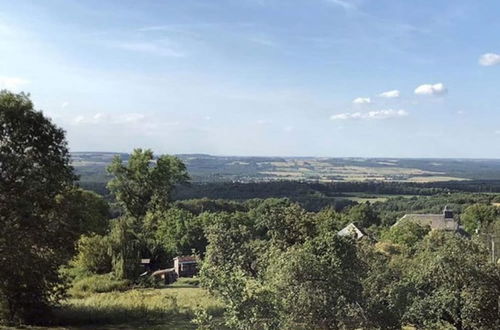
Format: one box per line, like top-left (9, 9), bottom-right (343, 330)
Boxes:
top-left (69, 274), bottom-right (130, 298)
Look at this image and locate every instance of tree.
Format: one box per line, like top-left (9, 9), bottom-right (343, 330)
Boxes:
top-left (265, 235), bottom-right (366, 329)
top-left (461, 204), bottom-right (499, 234)
top-left (0, 91), bottom-right (76, 324)
top-left (107, 149), bottom-right (189, 219)
top-left (347, 202), bottom-right (381, 228)
top-left (72, 234), bottom-right (112, 274)
top-left (381, 220), bottom-right (430, 249)
top-left (399, 231), bottom-right (500, 329)
top-left (55, 188), bottom-right (110, 235)
top-left (149, 208), bottom-right (208, 259)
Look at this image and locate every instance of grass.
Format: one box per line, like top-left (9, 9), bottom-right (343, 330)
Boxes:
top-left (48, 278), bottom-right (225, 329)
top-left (68, 273), bottom-right (131, 298)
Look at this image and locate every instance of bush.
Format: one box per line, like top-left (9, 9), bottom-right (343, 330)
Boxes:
top-left (69, 274), bottom-right (130, 298)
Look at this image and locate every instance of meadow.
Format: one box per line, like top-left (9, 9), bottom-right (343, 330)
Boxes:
top-left (43, 279), bottom-right (224, 329)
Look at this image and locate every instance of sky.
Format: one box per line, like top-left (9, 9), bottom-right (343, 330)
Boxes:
top-left (1, 0), bottom-right (499, 158)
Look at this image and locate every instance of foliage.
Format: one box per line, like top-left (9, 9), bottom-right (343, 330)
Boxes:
top-left (398, 231), bottom-right (500, 329)
top-left (147, 207), bottom-right (208, 259)
top-left (69, 273), bottom-right (131, 298)
top-left (461, 203), bottom-right (500, 234)
top-left (107, 149), bottom-right (189, 218)
top-left (0, 91), bottom-right (76, 324)
top-left (381, 220), bottom-right (431, 248)
top-left (72, 234), bottom-right (112, 274)
top-left (55, 188), bottom-right (110, 235)
top-left (108, 217), bottom-right (143, 280)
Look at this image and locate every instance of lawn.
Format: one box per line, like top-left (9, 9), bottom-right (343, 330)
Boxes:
top-left (38, 279), bottom-right (225, 329)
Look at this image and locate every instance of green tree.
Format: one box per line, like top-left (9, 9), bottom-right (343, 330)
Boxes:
top-left (400, 231), bottom-right (500, 329)
top-left (347, 202), bottom-right (380, 228)
top-left (381, 220), bottom-right (430, 248)
top-left (148, 208), bottom-right (208, 258)
top-left (55, 188), bottom-right (110, 235)
top-left (107, 149), bottom-right (189, 219)
top-left (72, 234), bottom-right (112, 274)
top-left (461, 204), bottom-right (499, 234)
top-left (0, 91), bottom-right (76, 324)
top-left (265, 235), bottom-right (366, 329)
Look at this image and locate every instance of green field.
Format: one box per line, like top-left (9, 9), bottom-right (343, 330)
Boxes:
top-left (12, 279), bottom-right (225, 330)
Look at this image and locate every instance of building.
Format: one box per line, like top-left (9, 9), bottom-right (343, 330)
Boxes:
top-left (394, 205), bottom-right (460, 232)
top-left (174, 256), bottom-right (198, 277)
top-left (337, 223), bottom-right (366, 240)
top-left (151, 268), bottom-right (177, 284)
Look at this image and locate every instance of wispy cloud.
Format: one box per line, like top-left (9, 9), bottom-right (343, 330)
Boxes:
top-left (352, 97), bottom-right (371, 104)
top-left (325, 0), bottom-right (359, 11)
top-left (112, 41), bottom-right (185, 57)
top-left (414, 83), bottom-right (447, 96)
top-left (378, 90), bottom-right (400, 98)
top-left (479, 53), bottom-right (500, 66)
top-left (0, 76), bottom-right (29, 89)
top-left (330, 109), bottom-right (408, 120)
top-left (73, 112), bottom-right (146, 125)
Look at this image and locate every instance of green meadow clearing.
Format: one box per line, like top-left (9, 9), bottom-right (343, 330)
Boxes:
top-left (11, 279), bottom-right (224, 330)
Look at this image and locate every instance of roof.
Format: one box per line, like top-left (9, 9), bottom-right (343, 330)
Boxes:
top-left (174, 256), bottom-right (197, 263)
top-left (151, 268), bottom-right (175, 276)
top-left (338, 223), bottom-right (365, 240)
top-left (395, 214), bottom-right (459, 231)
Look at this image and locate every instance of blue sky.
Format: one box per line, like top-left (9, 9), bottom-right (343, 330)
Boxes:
top-left (1, 0), bottom-right (499, 157)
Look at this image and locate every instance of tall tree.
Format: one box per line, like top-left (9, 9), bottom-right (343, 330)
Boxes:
top-left (0, 91), bottom-right (76, 324)
top-left (107, 149), bottom-right (189, 219)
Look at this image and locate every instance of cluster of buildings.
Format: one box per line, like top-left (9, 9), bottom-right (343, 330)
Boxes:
top-left (338, 205), bottom-right (464, 240)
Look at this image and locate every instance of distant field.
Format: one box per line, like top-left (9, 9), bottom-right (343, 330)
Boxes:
top-left (71, 152), bottom-right (500, 185)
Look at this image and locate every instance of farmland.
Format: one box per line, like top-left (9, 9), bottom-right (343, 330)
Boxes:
top-left (72, 153), bottom-right (500, 187)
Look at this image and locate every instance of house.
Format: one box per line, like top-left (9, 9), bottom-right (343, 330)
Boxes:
top-left (337, 223), bottom-right (366, 240)
top-left (151, 268), bottom-right (177, 284)
top-left (174, 256), bottom-right (198, 277)
top-left (394, 205), bottom-right (460, 232)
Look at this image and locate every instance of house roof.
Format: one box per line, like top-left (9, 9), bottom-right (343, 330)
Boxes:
top-left (151, 268), bottom-right (175, 276)
top-left (337, 223), bottom-right (366, 240)
top-left (396, 214), bottom-right (459, 231)
top-left (174, 256), bottom-right (197, 263)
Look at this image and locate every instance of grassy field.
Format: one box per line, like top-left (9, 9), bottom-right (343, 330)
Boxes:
top-left (26, 279), bottom-right (225, 330)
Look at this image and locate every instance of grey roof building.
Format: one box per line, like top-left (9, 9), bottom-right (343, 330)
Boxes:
top-left (394, 205), bottom-right (460, 231)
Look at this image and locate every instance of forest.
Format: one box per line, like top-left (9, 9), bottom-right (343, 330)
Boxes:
top-left (1, 91), bottom-right (500, 329)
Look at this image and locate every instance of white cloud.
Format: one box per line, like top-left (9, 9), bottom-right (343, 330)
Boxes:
top-left (73, 113), bottom-right (145, 125)
top-left (61, 101), bottom-right (69, 109)
top-left (414, 83), bottom-right (447, 96)
top-left (330, 109), bottom-right (408, 120)
top-left (0, 76), bottom-right (29, 90)
top-left (118, 113), bottom-right (145, 123)
top-left (378, 90), bottom-right (400, 98)
top-left (113, 42), bottom-right (184, 57)
top-left (479, 53), bottom-right (500, 66)
top-left (352, 97), bottom-right (371, 104)
top-left (326, 0), bottom-right (358, 10)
